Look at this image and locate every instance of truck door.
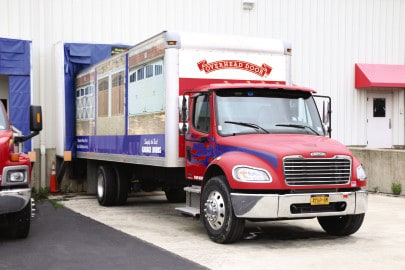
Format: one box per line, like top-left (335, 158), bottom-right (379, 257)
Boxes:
top-left (185, 93), bottom-right (213, 181)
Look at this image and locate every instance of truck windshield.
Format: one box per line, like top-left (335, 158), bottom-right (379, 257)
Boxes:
top-left (215, 88), bottom-right (325, 136)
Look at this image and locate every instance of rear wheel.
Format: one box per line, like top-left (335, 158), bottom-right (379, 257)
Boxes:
top-left (201, 176), bottom-right (245, 244)
top-left (113, 166), bottom-right (129, 205)
top-left (8, 200), bottom-right (31, 239)
top-left (318, 213), bottom-right (365, 236)
top-left (97, 165), bottom-right (117, 206)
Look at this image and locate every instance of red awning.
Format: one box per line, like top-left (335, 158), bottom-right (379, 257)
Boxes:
top-left (355, 63), bottom-right (405, 88)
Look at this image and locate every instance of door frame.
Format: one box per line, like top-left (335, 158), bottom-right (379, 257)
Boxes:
top-left (366, 91), bottom-right (393, 148)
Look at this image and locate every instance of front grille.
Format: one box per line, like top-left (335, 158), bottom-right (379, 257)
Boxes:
top-left (283, 156), bottom-right (351, 186)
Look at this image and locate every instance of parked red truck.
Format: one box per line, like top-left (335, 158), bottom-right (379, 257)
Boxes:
top-left (0, 105), bottom-right (42, 238)
top-left (62, 31), bottom-right (367, 243)
top-left (177, 83), bottom-right (367, 243)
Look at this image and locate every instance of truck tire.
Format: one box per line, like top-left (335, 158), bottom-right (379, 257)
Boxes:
top-left (97, 165), bottom-right (117, 206)
top-left (8, 200), bottom-right (31, 239)
top-left (164, 187), bottom-right (186, 203)
top-left (317, 213), bottom-right (365, 236)
top-left (201, 176), bottom-right (245, 244)
top-left (113, 166), bottom-right (129, 205)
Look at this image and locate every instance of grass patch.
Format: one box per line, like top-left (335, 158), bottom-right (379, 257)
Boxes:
top-left (391, 182), bottom-right (402, 195)
top-left (32, 187), bottom-right (64, 209)
top-left (31, 187), bottom-right (50, 202)
top-left (49, 199), bottom-right (64, 209)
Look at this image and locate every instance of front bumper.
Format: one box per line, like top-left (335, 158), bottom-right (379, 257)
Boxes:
top-left (231, 190), bottom-right (368, 219)
top-left (0, 188), bottom-right (31, 215)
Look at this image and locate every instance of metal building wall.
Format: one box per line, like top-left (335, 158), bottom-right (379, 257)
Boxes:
top-left (0, 0), bottom-right (405, 149)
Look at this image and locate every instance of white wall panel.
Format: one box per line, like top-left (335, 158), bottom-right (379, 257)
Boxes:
top-left (0, 0), bottom-right (404, 149)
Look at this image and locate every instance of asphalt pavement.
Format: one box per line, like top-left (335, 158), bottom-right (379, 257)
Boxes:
top-left (62, 193), bottom-right (405, 270)
top-left (2, 193), bottom-right (405, 270)
top-left (0, 201), bottom-right (207, 270)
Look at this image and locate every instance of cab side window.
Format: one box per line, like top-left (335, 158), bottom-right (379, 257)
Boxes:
top-left (193, 94), bottom-right (210, 133)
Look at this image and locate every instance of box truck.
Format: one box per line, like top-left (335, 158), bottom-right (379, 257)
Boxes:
top-left (62, 31), bottom-right (367, 243)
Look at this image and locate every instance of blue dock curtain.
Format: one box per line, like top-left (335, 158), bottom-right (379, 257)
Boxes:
top-left (0, 38), bottom-right (31, 152)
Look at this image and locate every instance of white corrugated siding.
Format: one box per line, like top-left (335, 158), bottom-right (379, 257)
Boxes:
top-left (0, 0), bottom-right (404, 148)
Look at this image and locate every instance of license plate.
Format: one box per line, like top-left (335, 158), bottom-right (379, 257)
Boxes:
top-left (310, 195), bottom-right (330, 205)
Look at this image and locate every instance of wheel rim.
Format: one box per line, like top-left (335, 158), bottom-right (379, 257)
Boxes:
top-left (97, 174), bottom-right (104, 199)
top-left (204, 190), bottom-right (226, 230)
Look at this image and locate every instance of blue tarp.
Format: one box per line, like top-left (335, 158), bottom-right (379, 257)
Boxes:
top-left (0, 38), bottom-right (31, 152)
top-left (63, 43), bottom-right (129, 153)
top-left (0, 38), bottom-right (30, 75)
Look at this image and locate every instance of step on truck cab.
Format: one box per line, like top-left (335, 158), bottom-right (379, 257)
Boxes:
top-left (0, 105), bottom-right (42, 238)
top-left (66, 31), bottom-right (367, 243)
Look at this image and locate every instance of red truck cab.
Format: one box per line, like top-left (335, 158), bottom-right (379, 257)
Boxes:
top-left (0, 105), bottom-right (42, 238)
top-left (179, 83), bottom-right (367, 243)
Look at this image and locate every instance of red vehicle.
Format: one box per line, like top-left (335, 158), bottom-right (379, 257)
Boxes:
top-left (0, 105), bottom-right (42, 238)
top-left (65, 32), bottom-right (367, 243)
top-left (177, 83), bottom-right (367, 243)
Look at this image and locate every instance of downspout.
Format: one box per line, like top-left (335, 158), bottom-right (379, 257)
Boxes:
top-left (39, 0), bottom-right (46, 188)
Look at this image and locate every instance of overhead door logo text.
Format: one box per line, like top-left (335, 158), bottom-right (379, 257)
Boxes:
top-left (197, 60), bottom-right (272, 77)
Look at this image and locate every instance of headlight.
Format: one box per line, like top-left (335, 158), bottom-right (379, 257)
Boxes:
top-left (357, 165), bottom-right (367, 181)
top-left (8, 171), bottom-right (26, 182)
top-left (1, 165), bottom-right (29, 186)
top-left (233, 166), bottom-right (272, 182)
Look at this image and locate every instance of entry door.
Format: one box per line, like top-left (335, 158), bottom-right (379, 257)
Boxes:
top-left (367, 92), bottom-right (392, 148)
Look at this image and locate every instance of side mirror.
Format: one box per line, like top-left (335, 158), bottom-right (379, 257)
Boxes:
top-left (178, 123), bottom-right (189, 134)
top-left (14, 105), bottom-right (42, 143)
top-left (313, 95), bottom-right (332, 138)
top-left (179, 95), bottom-right (189, 135)
top-left (30, 105), bottom-right (43, 132)
top-left (178, 95), bottom-right (189, 121)
top-left (322, 100), bottom-right (332, 137)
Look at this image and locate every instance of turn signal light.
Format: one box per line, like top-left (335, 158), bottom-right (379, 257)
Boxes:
top-left (10, 153), bottom-right (20, 162)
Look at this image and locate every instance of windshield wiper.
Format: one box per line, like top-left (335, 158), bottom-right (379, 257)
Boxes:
top-left (275, 123), bottom-right (320, 135)
top-left (225, 121), bottom-right (269, 134)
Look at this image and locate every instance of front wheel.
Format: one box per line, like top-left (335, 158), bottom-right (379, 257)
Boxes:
top-left (201, 176), bottom-right (245, 244)
top-left (8, 200), bottom-right (31, 239)
top-left (317, 213), bottom-right (365, 236)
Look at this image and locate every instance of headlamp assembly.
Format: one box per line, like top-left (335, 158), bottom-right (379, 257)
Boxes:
top-left (232, 166), bottom-right (272, 183)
